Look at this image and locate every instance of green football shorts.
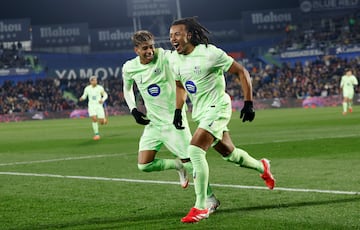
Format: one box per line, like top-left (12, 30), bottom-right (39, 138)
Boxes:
top-left (197, 101), bottom-right (231, 142)
top-left (139, 123), bottom-right (192, 159)
top-left (88, 105), bottom-right (105, 118)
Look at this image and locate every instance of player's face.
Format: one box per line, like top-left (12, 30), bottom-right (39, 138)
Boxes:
top-left (134, 40), bottom-right (155, 64)
top-left (169, 24), bottom-right (194, 55)
top-left (90, 78), bottom-right (97, 86)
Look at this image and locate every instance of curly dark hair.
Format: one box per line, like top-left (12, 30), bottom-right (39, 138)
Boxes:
top-left (171, 17), bottom-right (210, 47)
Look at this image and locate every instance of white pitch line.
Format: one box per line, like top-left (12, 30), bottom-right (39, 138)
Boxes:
top-left (0, 153), bottom-right (126, 167)
top-left (0, 171), bottom-right (359, 196)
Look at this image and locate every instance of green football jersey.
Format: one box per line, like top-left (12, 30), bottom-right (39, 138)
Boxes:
top-left (80, 85), bottom-right (106, 108)
top-left (169, 44), bottom-right (234, 122)
top-left (122, 48), bottom-right (177, 125)
top-left (340, 74), bottom-right (358, 93)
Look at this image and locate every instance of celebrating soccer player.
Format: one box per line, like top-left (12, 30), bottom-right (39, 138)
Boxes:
top-left (169, 17), bottom-right (276, 223)
top-left (122, 30), bottom-right (220, 213)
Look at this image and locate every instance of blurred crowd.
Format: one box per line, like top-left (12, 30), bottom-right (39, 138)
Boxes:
top-left (0, 42), bottom-right (29, 69)
top-left (0, 77), bottom-right (127, 114)
top-left (251, 56), bottom-right (360, 100)
top-left (274, 14), bottom-right (360, 53)
top-left (1, 55), bottom-right (359, 114)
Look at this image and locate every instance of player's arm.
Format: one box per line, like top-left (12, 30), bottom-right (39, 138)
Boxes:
top-left (173, 80), bottom-right (186, 129)
top-left (123, 78), bottom-right (136, 111)
top-left (79, 88), bottom-right (87, 102)
top-left (227, 61), bottom-right (255, 122)
top-left (123, 73), bottom-right (149, 125)
top-left (175, 80), bottom-right (187, 109)
top-left (99, 90), bottom-right (108, 104)
top-left (354, 76), bottom-right (359, 86)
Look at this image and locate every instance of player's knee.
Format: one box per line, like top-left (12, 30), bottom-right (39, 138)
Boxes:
top-left (137, 162), bottom-right (153, 172)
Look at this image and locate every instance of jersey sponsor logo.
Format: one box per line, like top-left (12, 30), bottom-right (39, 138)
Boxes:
top-left (185, 80), bottom-right (197, 94)
top-left (147, 84), bottom-right (161, 96)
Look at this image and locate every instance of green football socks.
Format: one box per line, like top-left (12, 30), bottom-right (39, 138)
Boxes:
top-left (138, 159), bottom-right (176, 172)
top-left (343, 102), bottom-right (348, 113)
top-left (92, 122), bottom-right (99, 134)
top-left (223, 148), bottom-right (264, 173)
top-left (183, 161), bottom-right (214, 198)
top-left (188, 145), bottom-right (208, 210)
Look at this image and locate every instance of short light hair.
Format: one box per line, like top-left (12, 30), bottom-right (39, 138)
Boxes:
top-left (132, 30), bottom-right (154, 47)
top-left (89, 75), bottom-right (97, 82)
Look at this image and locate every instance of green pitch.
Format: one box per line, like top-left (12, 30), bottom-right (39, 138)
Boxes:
top-left (0, 106), bottom-right (359, 229)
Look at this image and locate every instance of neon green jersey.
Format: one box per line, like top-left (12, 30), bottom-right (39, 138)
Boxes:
top-left (80, 85), bottom-right (106, 107)
top-left (122, 48), bottom-right (177, 125)
top-left (169, 44), bottom-right (234, 122)
top-left (340, 74), bottom-right (358, 93)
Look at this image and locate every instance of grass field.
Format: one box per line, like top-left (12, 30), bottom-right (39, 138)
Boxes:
top-left (0, 106), bottom-right (359, 230)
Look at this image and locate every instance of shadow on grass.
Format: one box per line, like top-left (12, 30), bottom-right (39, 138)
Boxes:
top-left (11, 197), bottom-right (360, 230)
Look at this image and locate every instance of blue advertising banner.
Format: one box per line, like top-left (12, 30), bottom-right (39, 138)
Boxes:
top-left (243, 8), bottom-right (301, 34)
top-left (31, 23), bottom-right (89, 47)
top-left (0, 18), bottom-right (30, 42)
top-left (90, 27), bottom-right (134, 51)
top-left (34, 52), bottom-right (135, 80)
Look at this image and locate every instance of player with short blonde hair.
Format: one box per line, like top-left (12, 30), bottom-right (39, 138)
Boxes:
top-left (79, 76), bottom-right (108, 140)
top-left (340, 69), bottom-right (358, 115)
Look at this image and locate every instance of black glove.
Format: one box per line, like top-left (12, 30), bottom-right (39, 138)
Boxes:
top-left (240, 101), bottom-right (255, 122)
top-left (173, 109), bottom-right (185, 129)
top-left (131, 108), bottom-right (150, 125)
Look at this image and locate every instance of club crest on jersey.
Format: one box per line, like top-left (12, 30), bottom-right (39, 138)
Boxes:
top-left (185, 80), bottom-right (197, 94)
top-left (147, 84), bottom-right (161, 96)
top-left (194, 66), bottom-right (201, 75)
top-left (154, 68), bottom-right (161, 75)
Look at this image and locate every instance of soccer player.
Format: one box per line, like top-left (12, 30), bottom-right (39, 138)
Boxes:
top-left (169, 17), bottom-right (276, 223)
top-left (79, 75), bottom-right (108, 140)
top-left (340, 69), bottom-right (358, 115)
top-left (122, 30), bottom-right (219, 212)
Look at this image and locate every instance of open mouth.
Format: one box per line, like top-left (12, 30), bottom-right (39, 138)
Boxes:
top-left (173, 43), bottom-right (180, 51)
top-left (145, 53), bottom-right (154, 59)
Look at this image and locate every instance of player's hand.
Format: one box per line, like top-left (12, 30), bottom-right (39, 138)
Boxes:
top-left (240, 101), bottom-right (255, 122)
top-left (173, 109), bottom-right (185, 129)
top-left (131, 108), bottom-right (150, 125)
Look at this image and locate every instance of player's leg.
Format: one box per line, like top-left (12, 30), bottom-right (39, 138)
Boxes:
top-left (97, 106), bottom-right (107, 125)
top-left (137, 125), bottom-right (184, 175)
top-left (163, 124), bottom-right (193, 180)
top-left (214, 132), bottom-right (275, 189)
top-left (164, 125), bottom-right (217, 192)
top-left (342, 94), bottom-right (349, 114)
top-left (91, 116), bottom-right (100, 140)
top-left (214, 132), bottom-right (263, 171)
top-left (181, 128), bottom-right (213, 223)
top-left (88, 107), bottom-right (100, 140)
top-left (348, 92), bottom-right (354, 113)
